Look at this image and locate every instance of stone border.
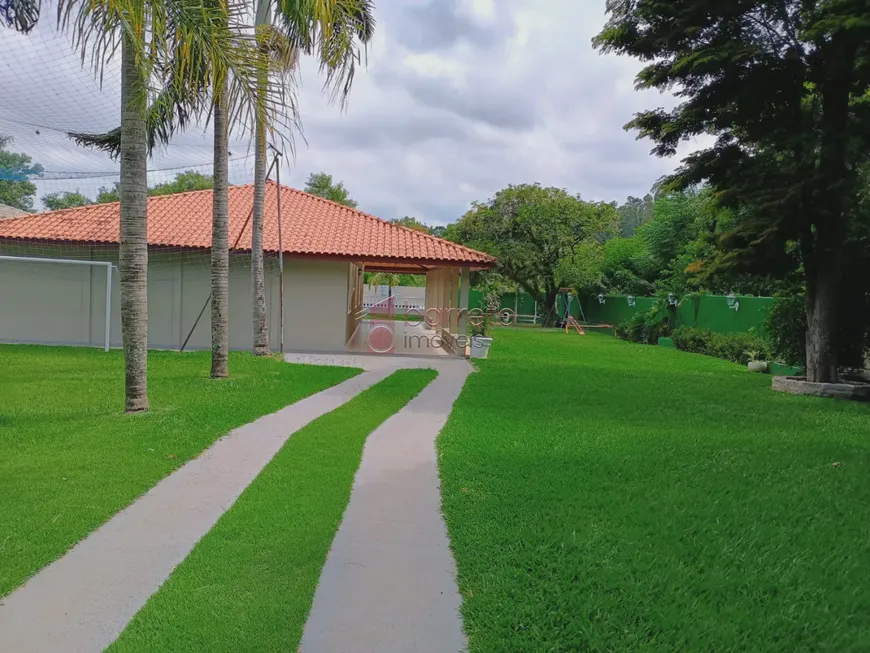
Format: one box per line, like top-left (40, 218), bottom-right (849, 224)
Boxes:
top-left (772, 376), bottom-right (870, 401)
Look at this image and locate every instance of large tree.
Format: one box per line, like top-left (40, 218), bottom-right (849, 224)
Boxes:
top-left (595, 0), bottom-right (870, 382)
top-left (452, 184), bottom-right (619, 325)
top-left (617, 193), bottom-right (654, 237)
top-left (42, 191), bottom-right (91, 211)
top-left (0, 135), bottom-right (42, 211)
top-left (303, 171), bottom-right (358, 207)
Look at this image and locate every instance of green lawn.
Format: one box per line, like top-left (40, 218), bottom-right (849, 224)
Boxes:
top-left (0, 345), bottom-right (359, 598)
top-left (439, 329), bottom-right (870, 652)
top-left (108, 368), bottom-right (437, 653)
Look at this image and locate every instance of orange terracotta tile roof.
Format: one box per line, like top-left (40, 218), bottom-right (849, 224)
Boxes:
top-left (0, 182), bottom-right (496, 268)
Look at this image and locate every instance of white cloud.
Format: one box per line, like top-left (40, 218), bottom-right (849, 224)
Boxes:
top-left (1, 0), bottom-right (693, 220)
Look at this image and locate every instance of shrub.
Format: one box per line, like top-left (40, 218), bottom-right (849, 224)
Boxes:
top-left (615, 301), bottom-right (672, 345)
top-left (613, 322), bottom-right (629, 340)
top-left (766, 295), bottom-right (806, 367)
top-left (670, 326), bottom-right (709, 353)
top-left (671, 327), bottom-right (769, 365)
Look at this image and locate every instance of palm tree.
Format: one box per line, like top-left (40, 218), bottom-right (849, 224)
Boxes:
top-left (118, 29), bottom-right (149, 410)
top-left (211, 76), bottom-right (230, 378)
top-left (250, 2), bottom-right (272, 356)
top-left (6, 0), bottom-right (275, 412)
top-left (249, 0), bottom-right (375, 355)
top-left (68, 3), bottom-right (372, 374)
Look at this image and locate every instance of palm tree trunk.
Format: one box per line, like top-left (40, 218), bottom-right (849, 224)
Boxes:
top-left (211, 80), bottom-right (229, 378)
top-left (119, 33), bottom-right (149, 412)
top-left (251, 68), bottom-right (270, 356)
top-left (250, 1), bottom-right (271, 356)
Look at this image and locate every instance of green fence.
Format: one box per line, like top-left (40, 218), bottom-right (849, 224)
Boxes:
top-left (468, 290), bottom-right (539, 317)
top-left (582, 294), bottom-right (774, 334)
top-left (467, 290), bottom-right (774, 335)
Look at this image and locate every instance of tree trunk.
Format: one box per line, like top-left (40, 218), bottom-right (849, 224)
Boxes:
top-left (211, 81), bottom-right (229, 378)
top-left (251, 77), bottom-right (269, 356)
top-left (119, 34), bottom-right (149, 412)
top-left (804, 35), bottom-right (853, 383)
top-left (250, 2), bottom-right (271, 356)
top-left (805, 252), bottom-right (842, 383)
top-left (541, 288), bottom-right (558, 328)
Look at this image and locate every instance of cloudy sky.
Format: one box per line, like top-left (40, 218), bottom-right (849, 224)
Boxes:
top-left (0, 0), bottom-right (697, 224)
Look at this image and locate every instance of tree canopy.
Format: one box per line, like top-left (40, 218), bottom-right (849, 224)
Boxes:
top-left (41, 191), bottom-right (91, 211)
top-left (303, 172), bottom-right (357, 208)
top-left (94, 170), bottom-right (214, 204)
top-left (451, 183), bottom-right (619, 325)
top-left (149, 170), bottom-right (213, 196)
top-left (594, 0), bottom-right (870, 382)
top-left (96, 184), bottom-right (121, 204)
top-left (617, 194), bottom-right (654, 237)
top-left (391, 216), bottom-right (431, 233)
top-left (365, 271), bottom-right (425, 288)
top-left (390, 216), bottom-right (452, 237)
top-left (0, 135), bottom-right (43, 211)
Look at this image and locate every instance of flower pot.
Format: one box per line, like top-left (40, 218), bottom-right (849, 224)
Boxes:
top-left (470, 336), bottom-right (493, 359)
top-left (747, 360), bottom-right (769, 373)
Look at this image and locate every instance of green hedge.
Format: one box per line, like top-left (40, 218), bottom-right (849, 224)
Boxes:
top-left (670, 327), bottom-right (769, 366)
top-left (613, 301), bottom-right (674, 345)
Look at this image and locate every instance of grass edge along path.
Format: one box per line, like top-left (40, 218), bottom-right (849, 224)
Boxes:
top-left (0, 346), bottom-right (359, 598)
top-left (108, 367), bottom-right (438, 653)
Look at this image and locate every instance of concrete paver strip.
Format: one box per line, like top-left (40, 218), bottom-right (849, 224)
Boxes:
top-left (0, 368), bottom-right (392, 653)
top-left (300, 358), bottom-right (471, 653)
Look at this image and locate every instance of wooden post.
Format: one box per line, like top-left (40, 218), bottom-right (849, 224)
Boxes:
top-left (460, 267), bottom-right (470, 336)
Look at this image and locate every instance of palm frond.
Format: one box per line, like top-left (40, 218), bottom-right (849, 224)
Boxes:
top-left (319, 0), bottom-right (374, 106)
top-left (274, 0), bottom-right (374, 108)
top-left (57, 0), bottom-right (296, 158)
top-left (68, 84), bottom-right (202, 157)
top-left (57, 0), bottom-right (284, 136)
top-left (245, 22), bottom-right (303, 155)
top-left (2, 0), bottom-right (41, 32)
top-left (56, 0), bottom-right (371, 162)
top-left (57, 0), bottom-right (131, 88)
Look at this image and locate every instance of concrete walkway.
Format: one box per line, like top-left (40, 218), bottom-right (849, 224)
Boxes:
top-left (298, 354), bottom-right (472, 653)
top-left (0, 368), bottom-right (392, 653)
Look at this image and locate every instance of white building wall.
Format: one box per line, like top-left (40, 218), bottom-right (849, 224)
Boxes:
top-left (0, 255), bottom-right (92, 345)
top-left (0, 243), bottom-right (345, 352)
top-left (283, 258), bottom-right (352, 352)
